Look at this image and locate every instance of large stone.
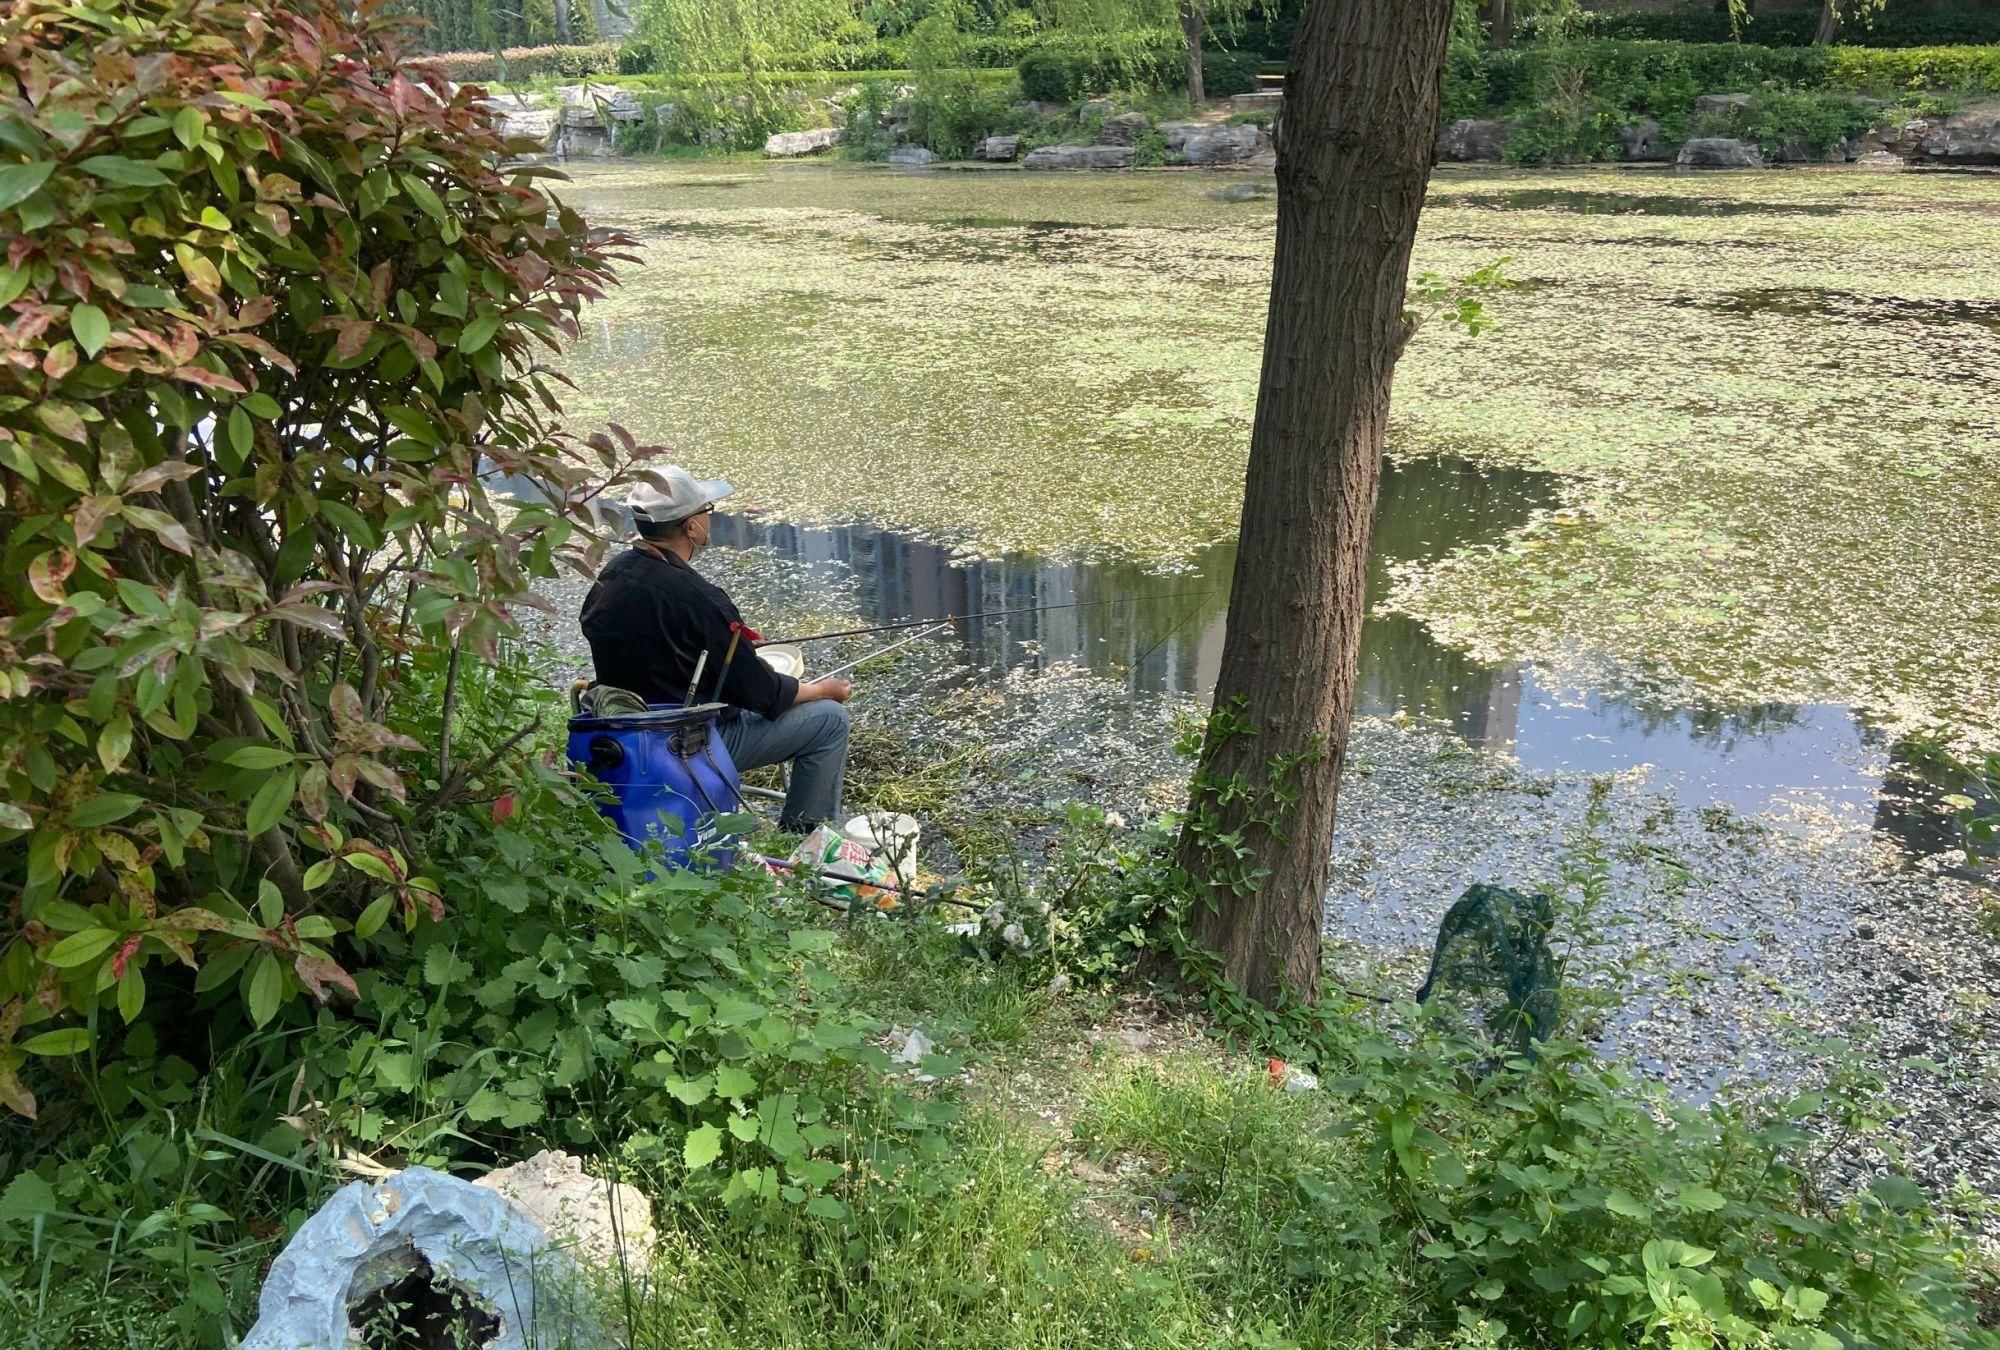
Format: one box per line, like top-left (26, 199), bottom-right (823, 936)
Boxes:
top-left (1675, 136), bottom-right (1763, 169)
top-left (1692, 92), bottom-right (1755, 121)
top-left (492, 104), bottom-right (559, 151)
top-left (887, 144), bottom-right (935, 167)
top-left (1437, 118), bottom-right (1509, 162)
top-left (1097, 111), bottom-right (1152, 146)
top-left (1180, 123), bottom-right (1262, 165)
top-left (1022, 144), bottom-right (1133, 170)
top-left (242, 1167), bottom-right (589, 1350)
top-left (475, 1151), bottom-right (655, 1274)
top-left (1856, 115), bottom-right (1933, 159)
top-left (1077, 98), bottom-right (1113, 120)
top-left (1619, 116), bottom-right (1669, 162)
top-left (1159, 120), bottom-right (1203, 152)
top-left (554, 87), bottom-right (641, 126)
top-left (973, 134), bottom-right (1021, 162)
top-left (764, 126), bottom-right (842, 157)
top-left (1919, 99), bottom-right (2000, 163)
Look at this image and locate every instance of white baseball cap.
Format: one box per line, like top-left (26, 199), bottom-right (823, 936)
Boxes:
top-left (626, 465), bottom-right (733, 525)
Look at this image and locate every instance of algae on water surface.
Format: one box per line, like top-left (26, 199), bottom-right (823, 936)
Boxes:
top-left (549, 161), bottom-right (2000, 752)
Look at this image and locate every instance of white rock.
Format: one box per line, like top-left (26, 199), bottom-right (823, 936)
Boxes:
top-left (764, 126), bottom-right (842, 157)
top-left (475, 1150), bottom-right (655, 1274)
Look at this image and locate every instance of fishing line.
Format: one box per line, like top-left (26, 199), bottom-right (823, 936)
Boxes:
top-left (757, 590), bottom-right (1219, 647)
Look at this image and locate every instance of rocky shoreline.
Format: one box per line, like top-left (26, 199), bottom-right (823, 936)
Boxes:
top-left (475, 78), bottom-right (1998, 174)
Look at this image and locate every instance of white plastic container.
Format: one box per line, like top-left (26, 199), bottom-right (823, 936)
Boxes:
top-left (844, 811), bottom-right (920, 885)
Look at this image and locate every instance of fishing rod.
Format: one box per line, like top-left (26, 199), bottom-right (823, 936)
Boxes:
top-left (756, 590), bottom-right (1219, 647)
top-left (811, 621), bottom-right (952, 681)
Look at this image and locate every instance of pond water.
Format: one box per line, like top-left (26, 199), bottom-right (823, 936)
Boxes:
top-left (524, 158), bottom-right (1999, 1197)
top-left (704, 452), bottom-right (1922, 846)
top-left (549, 159), bottom-right (2000, 763)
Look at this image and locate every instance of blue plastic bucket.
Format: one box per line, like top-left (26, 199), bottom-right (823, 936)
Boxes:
top-left (566, 704), bottom-right (745, 868)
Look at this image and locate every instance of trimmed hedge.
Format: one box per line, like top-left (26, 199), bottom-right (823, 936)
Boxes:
top-left (422, 42), bottom-right (619, 84)
top-left (1541, 6), bottom-right (2000, 49)
top-left (1476, 39), bottom-right (2000, 111)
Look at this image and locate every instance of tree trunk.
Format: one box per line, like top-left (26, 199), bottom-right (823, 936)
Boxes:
top-left (1491, 0), bottom-right (1515, 49)
top-left (1813, 0), bottom-right (1840, 45)
top-left (556, 0), bottom-right (573, 46)
top-left (1174, 0), bottom-right (1456, 1007)
top-left (1180, 0), bottom-right (1206, 104)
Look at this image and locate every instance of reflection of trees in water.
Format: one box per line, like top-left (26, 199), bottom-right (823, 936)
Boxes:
top-left (1592, 698), bottom-right (1809, 756)
top-left (1871, 734), bottom-right (1998, 861)
top-left (711, 455), bottom-right (1560, 722)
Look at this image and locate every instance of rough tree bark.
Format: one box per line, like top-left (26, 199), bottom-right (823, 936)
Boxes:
top-left (1490, 0), bottom-right (1516, 49)
top-left (1179, 0), bottom-right (1206, 104)
top-left (1175, 0), bottom-right (1457, 1007)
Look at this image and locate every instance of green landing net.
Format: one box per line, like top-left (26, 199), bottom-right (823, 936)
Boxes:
top-left (1415, 883), bottom-right (1562, 1060)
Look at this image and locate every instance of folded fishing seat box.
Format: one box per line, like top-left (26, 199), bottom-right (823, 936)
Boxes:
top-left (566, 687), bottom-right (746, 868)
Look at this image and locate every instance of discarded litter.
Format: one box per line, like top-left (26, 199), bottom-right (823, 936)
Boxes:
top-left (1268, 1059), bottom-right (1319, 1093)
top-left (241, 1166), bottom-right (590, 1350)
top-left (893, 1028), bottom-right (935, 1066)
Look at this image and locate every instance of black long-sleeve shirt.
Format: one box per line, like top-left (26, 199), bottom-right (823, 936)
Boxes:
top-left (579, 546), bottom-right (798, 720)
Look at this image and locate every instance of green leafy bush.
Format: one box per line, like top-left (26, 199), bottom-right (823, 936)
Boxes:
top-left (1016, 35), bottom-right (1184, 102)
top-left (1691, 93), bottom-right (1888, 160)
top-left (1077, 1026), bottom-right (1995, 1349)
top-left (1199, 49), bottom-right (1263, 99)
top-left (0, 647), bottom-right (957, 1342)
top-left (1018, 47), bottom-right (1088, 102)
top-left (422, 41), bottom-right (623, 84)
top-left (626, 75), bottom-right (811, 151)
top-left (618, 39), bottom-right (659, 75)
top-left (0, 0), bottom-right (647, 1116)
top-left (1464, 39), bottom-right (2000, 122)
top-left (838, 77), bottom-right (901, 160)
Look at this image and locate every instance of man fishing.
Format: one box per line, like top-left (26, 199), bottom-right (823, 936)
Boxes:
top-left (579, 467), bottom-right (853, 832)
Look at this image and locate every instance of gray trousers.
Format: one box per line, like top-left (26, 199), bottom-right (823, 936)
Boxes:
top-left (720, 700), bottom-right (850, 832)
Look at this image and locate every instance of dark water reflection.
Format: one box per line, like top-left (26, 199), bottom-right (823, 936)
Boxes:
top-left (709, 456), bottom-right (1929, 842)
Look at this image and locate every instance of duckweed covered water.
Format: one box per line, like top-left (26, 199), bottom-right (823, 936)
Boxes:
top-left (551, 160), bottom-right (2000, 756)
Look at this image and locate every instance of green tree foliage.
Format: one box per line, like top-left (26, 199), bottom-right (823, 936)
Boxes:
top-left (0, 0), bottom-right (650, 1117)
top-left (399, 0), bottom-right (599, 53)
top-left (1032, 0), bottom-right (1253, 100)
top-left (629, 0), bottom-right (860, 73)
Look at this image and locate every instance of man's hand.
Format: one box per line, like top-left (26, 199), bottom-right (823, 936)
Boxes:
top-left (800, 677), bottom-right (853, 705)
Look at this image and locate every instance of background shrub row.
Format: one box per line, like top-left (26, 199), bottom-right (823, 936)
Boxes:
top-left (1543, 4), bottom-right (2000, 48)
top-left (423, 34), bottom-right (2000, 112)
